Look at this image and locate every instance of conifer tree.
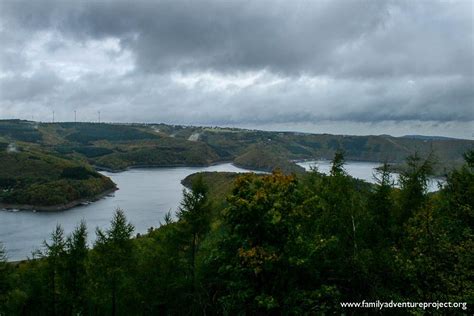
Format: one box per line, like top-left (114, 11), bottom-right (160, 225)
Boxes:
top-left (43, 224), bottom-right (67, 316)
top-left (0, 242), bottom-right (11, 315)
top-left (369, 163), bottom-right (395, 241)
top-left (177, 175), bottom-right (210, 311)
top-left (64, 221), bottom-right (89, 314)
top-left (398, 152), bottom-right (434, 225)
top-left (90, 209), bottom-right (135, 315)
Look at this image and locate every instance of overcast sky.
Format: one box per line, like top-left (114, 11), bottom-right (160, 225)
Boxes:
top-left (0, 0), bottom-right (472, 138)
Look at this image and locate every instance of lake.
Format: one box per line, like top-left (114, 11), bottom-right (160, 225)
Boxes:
top-left (0, 161), bottom-right (443, 261)
top-left (0, 163), bottom-right (254, 261)
top-left (296, 160), bottom-right (381, 182)
top-left (296, 160), bottom-right (443, 191)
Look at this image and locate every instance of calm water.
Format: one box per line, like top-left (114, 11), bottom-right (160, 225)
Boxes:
top-left (297, 160), bottom-right (381, 183)
top-left (0, 163), bottom-right (255, 261)
top-left (296, 160), bottom-right (443, 192)
top-left (1, 161), bottom-right (443, 261)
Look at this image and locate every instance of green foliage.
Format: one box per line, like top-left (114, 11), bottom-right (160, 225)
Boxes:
top-left (1, 150), bottom-right (473, 314)
top-left (95, 142), bottom-right (219, 170)
top-left (173, 175), bottom-right (212, 313)
top-left (55, 146), bottom-right (114, 158)
top-left (210, 172), bottom-right (306, 314)
top-left (177, 176), bottom-right (211, 248)
top-left (0, 120), bottom-right (42, 142)
top-left (330, 150), bottom-right (346, 176)
top-left (42, 225), bottom-right (67, 315)
top-left (64, 221), bottom-right (89, 314)
top-left (397, 152), bottom-right (435, 225)
top-left (442, 150), bottom-right (474, 228)
top-left (234, 144), bottom-right (305, 174)
top-left (61, 166), bottom-right (98, 179)
top-left (0, 150), bottom-right (115, 207)
top-left (368, 162), bottom-right (396, 242)
top-left (64, 123), bottom-right (159, 144)
top-left (89, 209), bottom-right (137, 315)
top-left (1, 119), bottom-right (472, 180)
top-left (0, 242), bottom-right (11, 315)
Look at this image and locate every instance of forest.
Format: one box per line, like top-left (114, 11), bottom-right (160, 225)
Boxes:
top-left (1, 120), bottom-right (472, 175)
top-left (0, 150), bottom-right (472, 315)
top-left (0, 148), bottom-right (115, 209)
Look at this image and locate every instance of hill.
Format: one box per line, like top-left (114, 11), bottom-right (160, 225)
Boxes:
top-left (3, 151), bottom-right (472, 314)
top-left (402, 134), bottom-right (462, 141)
top-left (1, 119), bottom-right (472, 177)
top-left (233, 144), bottom-right (305, 174)
top-left (0, 144), bottom-right (115, 210)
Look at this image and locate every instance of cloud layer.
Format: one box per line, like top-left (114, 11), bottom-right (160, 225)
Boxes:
top-left (0, 0), bottom-right (472, 137)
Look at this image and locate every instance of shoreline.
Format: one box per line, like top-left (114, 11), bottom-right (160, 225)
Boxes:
top-left (0, 160), bottom-right (238, 213)
top-left (93, 160), bottom-right (234, 173)
top-left (0, 187), bottom-right (118, 212)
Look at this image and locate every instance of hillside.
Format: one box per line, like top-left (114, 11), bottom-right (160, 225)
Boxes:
top-left (3, 152), bottom-right (472, 314)
top-left (233, 144), bottom-right (305, 174)
top-left (0, 145), bottom-right (115, 210)
top-left (182, 171), bottom-right (243, 215)
top-left (0, 119), bottom-right (472, 176)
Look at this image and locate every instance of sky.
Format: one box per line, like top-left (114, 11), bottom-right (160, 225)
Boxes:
top-left (0, 0), bottom-right (473, 138)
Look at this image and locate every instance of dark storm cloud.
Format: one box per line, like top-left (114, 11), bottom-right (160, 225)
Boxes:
top-left (0, 0), bottom-right (472, 137)
top-left (0, 69), bottom-right (62, 102)
top-left (3, 0), bottom-right (471, 77)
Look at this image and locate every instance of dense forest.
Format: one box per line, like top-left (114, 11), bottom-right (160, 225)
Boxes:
top-left (0, 150), bottom-right (472, 315)
top-left (1, 120), bottom-right (472, 174)
top-left (3, 119), bottom-right (471, 209)
top-left (0, 148), bottom-right (115, 209)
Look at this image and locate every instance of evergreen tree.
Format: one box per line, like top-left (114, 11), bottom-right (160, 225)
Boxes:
top-left (397, 152), bottom-right (434, 225)
top-left (442, 150), bottom-right (474, 228)
top-left (0, 242), bottom-right (11, 315)
top-left (330, 150), bottom-right (346, 176)
top-left (64, 221), bottom-right (89, 314)
top-left (2, 150), bottom-right (473, 314)
top-left (42, 224), bottom-right (67, 316)
top-left (396, 151), bottom-right (473, 303)
top-left (89, 209), bottom-right (136, 315)
top-left (369, 162), bottom-right (395, 241)
top-left (176, 175), bottom-right (210, 312)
